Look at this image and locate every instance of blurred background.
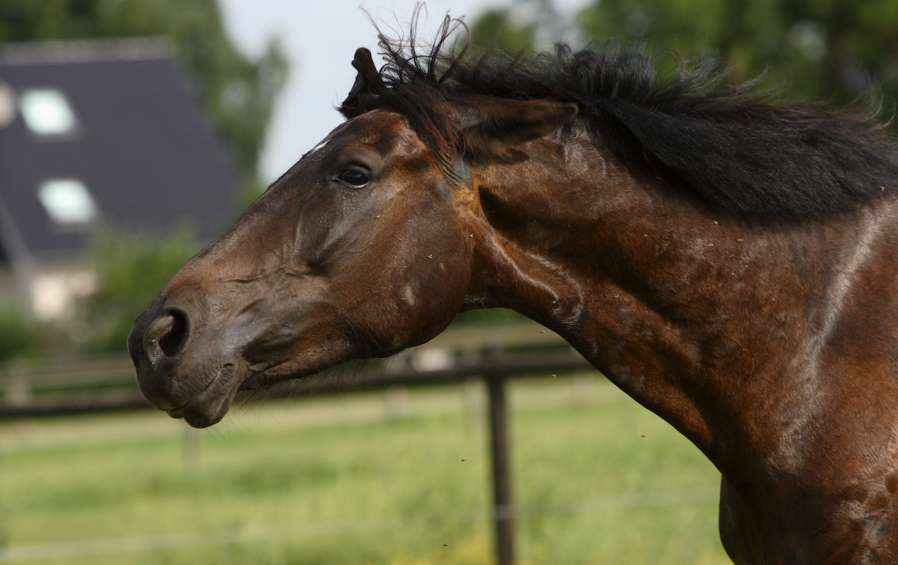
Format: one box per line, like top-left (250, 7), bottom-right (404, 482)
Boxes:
top-left (0, 0), bottom-right (895, 564)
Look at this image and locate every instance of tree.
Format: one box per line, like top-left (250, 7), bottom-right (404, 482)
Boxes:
top-left (580, 0), bottom-right (898, 106)
top-left (469, 9), bottom-right (535, 54)
top-left (0, 0), bottom-right (288, 178)
top-left (467, 0), bottom-right (578, 55)
top-left (0, 306), bottom-right (41, 362)
top-left (469, 0), bottom-right (898, 112)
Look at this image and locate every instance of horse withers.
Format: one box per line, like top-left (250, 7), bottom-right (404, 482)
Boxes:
top-left (129, 17), bottom-right (898, 564)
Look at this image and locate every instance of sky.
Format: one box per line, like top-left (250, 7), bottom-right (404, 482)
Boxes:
top-left (217, 0), bottom-right (590, 183)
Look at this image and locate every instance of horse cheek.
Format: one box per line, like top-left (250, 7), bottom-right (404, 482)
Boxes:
top-left (356, 226), bottom-right (471, 355)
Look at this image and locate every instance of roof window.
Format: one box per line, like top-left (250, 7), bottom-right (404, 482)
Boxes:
top-left (37, 179), bottom-right (98, 225)
top-left (19, 89), bottom-right (77, 136)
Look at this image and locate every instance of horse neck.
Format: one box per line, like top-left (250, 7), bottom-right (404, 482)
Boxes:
top-left (465, 134), bottom-right (893, 469)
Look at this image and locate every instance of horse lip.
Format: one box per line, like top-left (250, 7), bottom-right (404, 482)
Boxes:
top-left (238, 369), bottom-right (275, 391)
top-left (165, 363), bottom-right (240, 427)
top-left (239, 357), bottom-right (310, 392)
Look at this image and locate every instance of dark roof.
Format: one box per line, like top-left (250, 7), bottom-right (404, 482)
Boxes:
top-left (0, 37), bottom-right (240, 261)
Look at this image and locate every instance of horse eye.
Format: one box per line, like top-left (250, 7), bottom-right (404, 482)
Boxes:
top-left (340, 170), bottom-right (369, 188)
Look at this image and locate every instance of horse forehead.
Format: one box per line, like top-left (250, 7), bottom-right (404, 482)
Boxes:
top-left (336, 110), bottom-right (426, 155)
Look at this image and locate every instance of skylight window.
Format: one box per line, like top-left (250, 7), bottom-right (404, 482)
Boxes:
top-left (37, 179), bottom-right (98, 225)
top-left (19, 89), bottom-right (77, 135)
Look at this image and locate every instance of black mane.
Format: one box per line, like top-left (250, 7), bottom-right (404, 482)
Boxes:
top-left (341, 14), bottom-right (898, 219)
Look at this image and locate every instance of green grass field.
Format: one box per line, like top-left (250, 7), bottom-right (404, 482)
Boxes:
top-left (0, 375), bottom-right (731, 564)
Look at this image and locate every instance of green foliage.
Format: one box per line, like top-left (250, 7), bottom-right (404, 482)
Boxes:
top-left (471, 0), bottom-right (898, 113)
top-left (0, 306), bottom-right (42, 362)
top-left (469, 9), bottom-right (535, 53)
top-left (0, 0), bottom-right (288, 177)
top-left (83, 225), bottom-right (198, 353)
top-left (583, 0), bottom-right (898, 107)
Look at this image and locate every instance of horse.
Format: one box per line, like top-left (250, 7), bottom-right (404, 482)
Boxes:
top-left (128, 15), bottom-right (898, 564)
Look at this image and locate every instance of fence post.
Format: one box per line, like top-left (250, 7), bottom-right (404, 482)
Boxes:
top-left (384, 385), bottom-right (407, 420)
top-left (486, 374), bottom-right (514, 565)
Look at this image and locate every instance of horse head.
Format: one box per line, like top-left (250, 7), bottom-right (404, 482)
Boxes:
top-left (128, 49), bottom-right (576, 428)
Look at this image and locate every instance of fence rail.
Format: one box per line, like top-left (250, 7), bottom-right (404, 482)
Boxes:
top-left (0, 321), bottom-right (574, 419)
top-left (0, 321), bottom-right (597, 565)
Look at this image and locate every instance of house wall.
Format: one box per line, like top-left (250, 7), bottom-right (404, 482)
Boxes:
top-left (27, 257), bottom-right (96, 321)
top-left (0, 256), bottom-right (95, 321)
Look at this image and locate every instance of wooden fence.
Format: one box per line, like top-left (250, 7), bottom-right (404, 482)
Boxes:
top-left (0, 321), bottom-right (596, 565)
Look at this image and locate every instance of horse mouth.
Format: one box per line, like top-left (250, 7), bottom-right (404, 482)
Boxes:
top-left (237, 371), bottom-right (278, 391)
top-left (236, 360), bottom-right (293, 391)
top-left (166, 363), bottom-right (240, 428)
top-left (161, 360), bottom-right (295, 427)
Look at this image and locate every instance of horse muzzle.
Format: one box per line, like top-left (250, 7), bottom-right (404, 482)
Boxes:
top-left (129, 300), bottom-right (245, 428)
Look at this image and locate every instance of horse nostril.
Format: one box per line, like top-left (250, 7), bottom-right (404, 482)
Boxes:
top-left (145, 308), bottom-right (191, 359)
top-left (159, 310), bottom-right (189, 357)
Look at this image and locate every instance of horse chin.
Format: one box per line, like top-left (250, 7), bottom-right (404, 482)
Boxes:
top-left (166, 363), bottom-right (242, 429)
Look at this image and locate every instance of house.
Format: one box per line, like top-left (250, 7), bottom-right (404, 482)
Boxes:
top-left (0, 38), bottom-right (241, 319)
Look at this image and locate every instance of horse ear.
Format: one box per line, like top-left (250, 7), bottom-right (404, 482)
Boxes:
top-left (459, 99), bottom-right (579, 156)
top-left (339, 48), bottom-right (385, 118)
